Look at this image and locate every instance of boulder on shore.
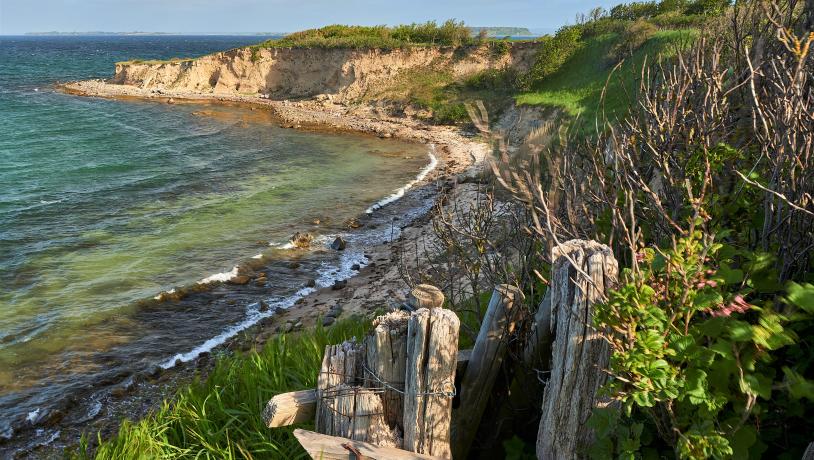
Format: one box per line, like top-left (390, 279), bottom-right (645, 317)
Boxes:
top-left (290, 232), bottom-right (314, 249)
top-left (332, 279), bottom-right (347, 290)
top-left (330, 236), bottom-right (346, 251)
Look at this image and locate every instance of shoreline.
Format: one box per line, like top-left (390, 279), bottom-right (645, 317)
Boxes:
top-left (4, 80), bottom-right (491, 457)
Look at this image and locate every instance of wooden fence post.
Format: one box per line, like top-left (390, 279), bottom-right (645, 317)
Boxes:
top-left (403, 291), bottom-right (459, 459)
top-left (536, 240), bottom-right (617, 460)
top-left (451, 284), bottom-right (524, 459)
top-left (364, 310), bottom-right (410, 434)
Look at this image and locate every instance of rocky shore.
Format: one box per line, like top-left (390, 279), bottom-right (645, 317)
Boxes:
top-left (1, 79), bottom-right (495, 458)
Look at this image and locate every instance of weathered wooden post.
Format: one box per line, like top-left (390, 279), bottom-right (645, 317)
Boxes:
top-left (536, 240), bottom-right (618, 460)
top-left (403, 285), bottom-right (459, 459)
top-left (451, 284), bottom-right (525, 459)
top-left (364, 310), bottom-right (410, 435)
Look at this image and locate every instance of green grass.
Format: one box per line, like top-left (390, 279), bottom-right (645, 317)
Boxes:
top-left (74, 318), bottom-right (370, 460)
top-left (515, 29), bottom-right (696, 130)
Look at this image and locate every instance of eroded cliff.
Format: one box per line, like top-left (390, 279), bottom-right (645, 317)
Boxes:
top-left (110, 43), bottom-right (537, 102)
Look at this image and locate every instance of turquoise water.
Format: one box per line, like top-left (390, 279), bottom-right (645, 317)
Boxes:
top-left (0, 36), bottom-right (429, 441)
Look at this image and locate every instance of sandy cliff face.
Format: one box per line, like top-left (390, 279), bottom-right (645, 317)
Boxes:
top-left (111, 43), bottom-right (537, 102)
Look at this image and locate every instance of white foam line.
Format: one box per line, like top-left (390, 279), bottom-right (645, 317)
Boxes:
top-left (197, 266), bottom-right (238, 284)
top-left (160, 247), bottom-right (372, 369)
top-left (366, 147), bottom-right (438, 214)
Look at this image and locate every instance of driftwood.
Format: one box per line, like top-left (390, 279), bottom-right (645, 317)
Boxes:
top-left (293, 428), bottom-right (441, 460)
top-left (364, 310), bottom-right (410, 433)
top-left (451, 284), bottom-right (524, 459)
top-left (536, 240), bottom-right (618, 460)
top-left (403, 307), bottom-right (460, 458)
top-left (263, 389), bottom-right (317, 428)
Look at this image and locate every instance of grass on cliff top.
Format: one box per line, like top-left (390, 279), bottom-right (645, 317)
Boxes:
top-left (73, 318), bottom-right (370, 460)
top-left (252, 21), bottom-right (525, 50)
top-left (516, 29), bottom-right (696, 130)
top-left (116, 57), bottom-right (194, 65)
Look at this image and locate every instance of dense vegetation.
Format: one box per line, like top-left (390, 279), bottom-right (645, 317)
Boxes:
top-left (490, 1), bottom-right (814, 458)
top-left (253, 20), bottom-right (477, 49)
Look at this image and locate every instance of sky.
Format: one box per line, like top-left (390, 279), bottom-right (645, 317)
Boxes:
top-left (0, 0), bottom-right (620, 35)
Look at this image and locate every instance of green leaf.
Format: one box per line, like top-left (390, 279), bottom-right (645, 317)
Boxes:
top-left (731, 425), bottom-right (757, 459)
top-left (727, 320), bottom-right (753, 342)
top-left (685, 368), bottom-right (708, 404)
top-left (694, 290), bottom-right (724, 310)
top-left (742, 372), bottom-right (772, 399)
top-left (786, 282), bottom-right (814, 313)
top-left (718, 263), bottom-right (744, 285)
top-left (782, 367), bottom-right (814, 401)
top-left (671, 335), bottom-right (696, 356)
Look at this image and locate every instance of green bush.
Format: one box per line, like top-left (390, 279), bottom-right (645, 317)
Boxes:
top-left (254, 20), bottom-right (475, 49)
top-left (465, 68), bottom-right (519, 91)
top-left (522, 25), bottom-right (585, 90)
top-left (651, 11), bottom-right (709, 28)
top-left (610, 19), bottom-right (658, 61)
top-left (590, 231), bottom-right (814, 459)
top-left (685, 0), bottom-right (732, 16)
top-left (610, 2), bottom-right (661, 20)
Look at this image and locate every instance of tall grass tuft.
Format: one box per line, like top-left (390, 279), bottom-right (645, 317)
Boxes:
top-left (74, 318), bottom-right (370, 459)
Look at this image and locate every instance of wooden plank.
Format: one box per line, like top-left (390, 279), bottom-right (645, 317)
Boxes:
top-left (451, 284), bottom-right (524, 459)
top-left (403, 307), bottom-right (459, 459)
top-left (536, 240), bottom-right (618, 460)
top-left (293, 428), bottom-right (441, 460)
top-left (262, 389), bottom-right (317, 428)
top-left (456, 349), bottom-right (472, 377)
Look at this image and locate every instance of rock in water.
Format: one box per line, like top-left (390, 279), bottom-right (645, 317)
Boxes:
top-left (290, 232), bottom-right (314, 249)
top-left (229, 275), bottom-right (251, 285)
top-left (330, 236), bottom-right (346, 251)
top-left (305, 278), bottom-right (317, 288)
top-left (332, 280), bottom-right (347, 290)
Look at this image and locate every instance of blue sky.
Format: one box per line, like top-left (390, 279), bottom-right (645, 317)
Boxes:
top-left (0, 0), bottom-right (620, 35)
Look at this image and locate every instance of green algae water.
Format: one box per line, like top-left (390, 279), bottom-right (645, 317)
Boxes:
top-left (0, 36), bottom-right (431, 447)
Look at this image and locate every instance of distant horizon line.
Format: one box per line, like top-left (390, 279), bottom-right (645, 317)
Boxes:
top-left (8, 26), bottom-right (551, 37)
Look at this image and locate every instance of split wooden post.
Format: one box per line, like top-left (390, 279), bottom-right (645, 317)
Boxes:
top-left (536, 240), bottom-right (618, 460)
top-left (364, 310), bottom-right (410, 433)
top-left (451, 284), bottom-right (525, 459)
top-left (315, 340), bottom-right (363, 436)
top-left (403, 289), bottom-right (459, 459)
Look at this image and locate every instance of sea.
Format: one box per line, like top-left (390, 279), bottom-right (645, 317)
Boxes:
top-left (0, 35), bottom-right (434, 449)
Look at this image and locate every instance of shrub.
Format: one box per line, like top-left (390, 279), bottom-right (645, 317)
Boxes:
top-left (522, 25), bottom-right (585, 89)
top-left (465, 68), bottom-right (519, 91)
top-left (589, 230), bottom-right (814, 459)
top-left (684, 0), bottom-right (732, 16)
top-left (256, 21), bottom-right (475, 49)
top-left (651, 10), bottom-right (708, 28)
top-left (610, 2), bottom-right (661, 20)
top-left (610, 19), bottom-right (658, 61)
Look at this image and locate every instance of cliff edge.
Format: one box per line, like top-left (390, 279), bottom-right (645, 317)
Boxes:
top-left (109, 43), bottom-right (537, 103)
